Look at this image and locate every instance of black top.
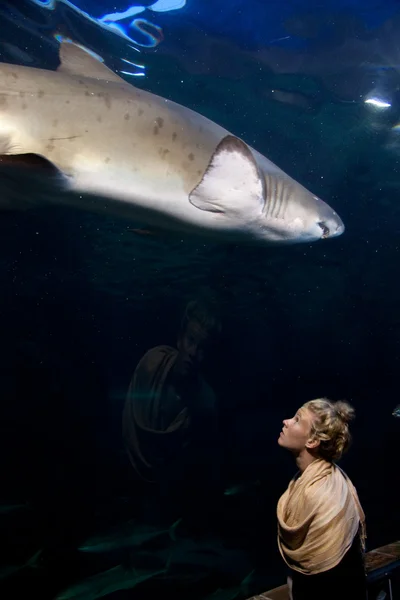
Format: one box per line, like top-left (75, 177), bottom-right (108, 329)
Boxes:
top-left (290, 532), bottom-right (367, 600)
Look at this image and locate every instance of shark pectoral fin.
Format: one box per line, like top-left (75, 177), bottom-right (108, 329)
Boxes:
top-left (0, 153), bottom-right (62, 176)
top-left (0, 153), bottom-right (68, 211)
top-left (189, 135), bottom-right (266, 216)
top-left (57, 37), bottom-right (125, 84)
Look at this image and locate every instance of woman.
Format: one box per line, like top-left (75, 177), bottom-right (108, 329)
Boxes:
top-left (277, 398), bottom-right (367, 600)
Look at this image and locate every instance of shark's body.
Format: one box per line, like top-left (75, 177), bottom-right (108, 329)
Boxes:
top-left (0, 40), bottom-right (344, 245)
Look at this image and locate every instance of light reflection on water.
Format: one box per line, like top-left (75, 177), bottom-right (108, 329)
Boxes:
top-left (28, 0), bottom-right (186, 75)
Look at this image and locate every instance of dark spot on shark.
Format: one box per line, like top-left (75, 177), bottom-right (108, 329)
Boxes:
top-left (46, 142), bottom-right (55, 152)
top-left (11, 72), bottom-right (18, 80)
top-left (98, 93), bottom-right (111, 109)
top-left (124, 113), bottom-right (130, 120)
top-left (0, 96), bottom-right (8, 108)
top-left (97, 116), bottom-right (102, 123)
top-left (197, 169), bottom-right (202, 176)
top-left (188, 153), bottom-right (195, 161)
top-left (38, 90), bottom-right (44, 98)
top-left (19, 91), bottom-right (25, 98)
top-left (172, 132), bottom-right (177, 141)
top-left (78, 79), bottom-right (84, 85)
top-left (138, 108), bottom-right (144, 116)
top-left (155, 117), bottom-right (164, 128)
top-left (153, 125), bottom-right (159, 135)
top-left (22, 103), bottom-right (27, 110)
top-left (85, 91), bottom-right (90, 96)
top-left (52, 119), bottom-right (58, 128)
top-left (158, 148), bottom-right (170, 159)
top-left (105, 157), bottom-right (110, 164)
top-left (65, 100), bottom-right (70, 104)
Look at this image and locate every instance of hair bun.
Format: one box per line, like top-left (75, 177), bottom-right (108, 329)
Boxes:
top-left (334, 400), bottom-right (355, 424)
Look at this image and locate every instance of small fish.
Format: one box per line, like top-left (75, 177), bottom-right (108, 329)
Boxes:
top-left (166, 536), bottom-right (249, 579)
top-left (224, 481), bottom-right (261, 496)
top-left (55, 565), bottom-right (166, 600)
top-left (0, 38), bottom-right (344, 247)
top-left (0, 549), bottom-right (42, 581)
top-left (392, 404), bottom-right (400, 418)
top-left (79, 519), bottom-right (180, 553)
top-left (203, 588), bottom-right (240, 600)
top-left (127, 227), bottom-right (157, 236)
top-left (0, 502), bottom-right (29, 514)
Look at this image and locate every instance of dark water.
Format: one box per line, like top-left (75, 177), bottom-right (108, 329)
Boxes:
top-left (0, 1), bottom-right (400, 599)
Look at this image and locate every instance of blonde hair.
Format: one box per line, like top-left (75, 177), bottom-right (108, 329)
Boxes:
top-left (303, 398), bottom-right (355, 462)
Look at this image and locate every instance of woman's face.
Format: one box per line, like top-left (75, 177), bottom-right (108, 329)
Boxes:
top-left (177, 319), bottom-right (209, 365)
top-left (278, 406), bottom-right (317, 453)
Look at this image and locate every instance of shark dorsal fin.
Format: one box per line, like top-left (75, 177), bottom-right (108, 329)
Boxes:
top-left (57, 39), bottom-right (124, 84)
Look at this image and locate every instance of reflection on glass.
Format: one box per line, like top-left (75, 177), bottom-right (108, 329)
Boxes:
top-left (29, 0), bottom-right (186, 75)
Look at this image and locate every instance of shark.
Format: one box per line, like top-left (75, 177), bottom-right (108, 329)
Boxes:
top-left (0, 39), bottom-right (345, 245)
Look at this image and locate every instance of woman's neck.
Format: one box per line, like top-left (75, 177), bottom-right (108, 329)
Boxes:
top-left (296, 450), bottom-right (319, 473)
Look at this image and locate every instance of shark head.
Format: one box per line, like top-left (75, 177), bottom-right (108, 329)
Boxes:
top-left (260, 177), bottom-right (345, 244)
top-left (189, 135), bottom-right (345, 245)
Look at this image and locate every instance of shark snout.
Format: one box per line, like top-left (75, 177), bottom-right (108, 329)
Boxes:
top-left (317, 215), bottom-right (345, 239)
top-left (315, 197), bottom-right (345, 240)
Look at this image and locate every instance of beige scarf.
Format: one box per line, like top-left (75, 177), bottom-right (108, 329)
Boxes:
top-left (277, 458), bottom-right (366, 575)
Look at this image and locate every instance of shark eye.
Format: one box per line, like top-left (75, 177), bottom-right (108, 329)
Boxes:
top-left (318, 222), bottom-right (330, 239)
